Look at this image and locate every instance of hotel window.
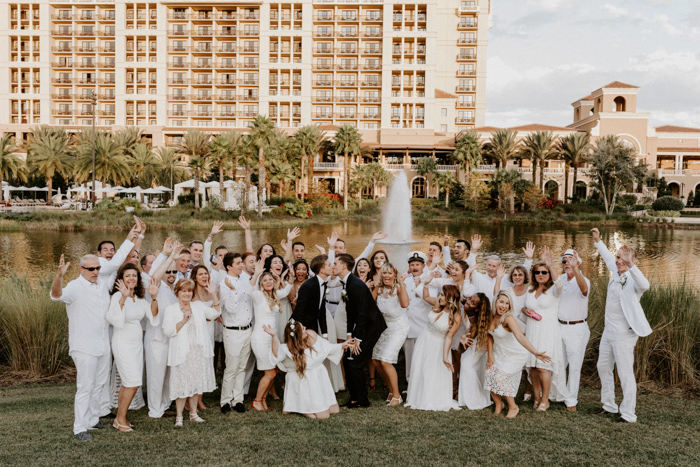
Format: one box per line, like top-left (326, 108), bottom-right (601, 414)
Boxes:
top-left (364, 107), bottom-right (379, 118)
top-left (317, 26), bottom-right (332, 37)
top-left (244, 41), bottom-right (258, 53)
top-left (364, 123), bottom-right (378, 129)
top-left (341, 74), bottom-right (355, 85)
top-left (244, 57), bottom-right (259, 67)
top-left (172, 105), bottom-right (184, 116)
top-left (105, 42), bottom-right (116, 52)
top-left (243, 73), bottom-right (258, 84)
top-left (366, 27), bottom-right (381, 37)
top-left (316, 91), bottom-right (332, 102)
top-left (222, 42), bottom-right (235, 52)
top-left (366, 10), bottom-right (381, 21)
top-left (173, 8), bottom-right (186, 19)
top-left (459, 32), bottom-right (476, 43)
top-left (244, 105), bottom-right (258, 116)
top-left (315, 106), bottom-right (330, 118)
top-left (221, 105), bottom-right (235, 116)
top-left (340, 107), bottom-right (355, 118)
top-left (365, 59), bottom-right (380, 70)
top-left (243, 25), bottom-right (259, 36)
top-left (364, 91), bottom-right (379, 102)
top-left (198, 42), bottom-right (212, 52)
top-left (317, 74), bottom-right (331, 85)
top-left (441, 124), bottom-right (447, 132)
top-left (340, 59), bottom-right (356, 70)
top-left (317, 59), bottom-right (332, 69)
top-left (340, 26), bottom-right (357, 37)
top-left (197, 74), bottom-right (212, 84)
top-left (340, 91), bottom-right (356, 102)
top-left (318, 11), bottom-right (332, 20)
top-left (173, 25), bottom-right (186, 35)
top-left (172, 73), bottom-right (184, 84)
top-left (59, 26), bottom-right (71, 35)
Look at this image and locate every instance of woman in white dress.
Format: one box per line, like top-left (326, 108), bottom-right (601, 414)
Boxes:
top-left (162, 279), bottom-right (221, 427)
top-left (457, 293), bottom-right (493, 410)
top-left (248, 259), bottom-right (292, 412)
top-left (485, 290), bottom-right (551, 418)
top-left (265, 254), bottom-right (293, 337)
top-left (107, 264), bottom-right (160, 432)
top-left (262, 320), bottom-right (352, 419)
top-left (494, 264), bottom-right (534, 401)
top-left (406, 285), bottom-right (462, 412)
top-left (524, 248), bottom-right (566, 412)
top-left (191, 264), bottom-right (216, 411)
top-left (371, 263), bottom-right (410, 406)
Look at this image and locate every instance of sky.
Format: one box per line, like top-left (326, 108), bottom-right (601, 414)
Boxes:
top-left (484, 0), bottom-right (700, 129)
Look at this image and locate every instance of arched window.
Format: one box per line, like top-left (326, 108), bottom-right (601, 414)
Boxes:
top-left (614, 96), bottom-right (626, 112)
top-left (544, 180), bottom-right (559, 200)
top-left (412, 177), bottom-right (426, 198)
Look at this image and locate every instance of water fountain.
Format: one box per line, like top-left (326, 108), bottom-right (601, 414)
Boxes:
top-left (382, 171), bottom-right (414, 243)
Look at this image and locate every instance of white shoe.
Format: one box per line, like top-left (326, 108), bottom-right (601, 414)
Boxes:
top-left (189, 413), bottom-right (205, 423)
top-left (523, 393), bottom-right (532, 402)
top-left (174, 416), bottom-right (183, 427)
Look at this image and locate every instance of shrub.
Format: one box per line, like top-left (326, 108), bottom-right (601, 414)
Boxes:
top-left (617, 193), bottom-right (638, 209)
top-left (281, 201), bottom-right (312, 218)
top-left (652, 195), bottom-right (684, 212)
top-left (268, 196), bottom-right (297, 206)
top-left (647, 210), bottom-right (681, 218)
top-left (538, 198), bottom-right (562, 210)
top-left (177, 193), bottom-right (203, 206)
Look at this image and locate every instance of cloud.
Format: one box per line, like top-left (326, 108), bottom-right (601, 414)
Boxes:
top-left (653, 14), bottom-right (682, 36)
top-left (528, 0), bottom-right (570, 12)
top-left (602, 4), bottom-right (628, 17)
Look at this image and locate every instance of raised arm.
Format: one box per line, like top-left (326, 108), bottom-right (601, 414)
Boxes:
top-left (358, 231), bottom-right (387, 260)
top-left (567, 250), bottom-right (589, 297)
top-left (443, 235), bottom-right (453, 265)
top-left (397, 274), bottom-right (410, 308)
top-left (522, 240), bottom-right (535, 271)
top-left (249, 259), bottom-right (265, 287)
top-left (152, 240), bottom-right (183, 284)
top-left (50, 254), bottom-right (71, 300)
top-left (422, 282), bottom-right (438, 306)
top-left (238, 216), bottom-right (253, 253)
top-left (99, 219), bottom-right (138, 276)
top-left (591, 228), bottom-right (617, 273)
top-left (493, 264), bottom-right (506, 298)
top-left (619, 245), bottom-right (649, 293)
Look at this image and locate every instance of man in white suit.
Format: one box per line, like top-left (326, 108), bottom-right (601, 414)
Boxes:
top-left (591, 228), bottom-right (651, 423)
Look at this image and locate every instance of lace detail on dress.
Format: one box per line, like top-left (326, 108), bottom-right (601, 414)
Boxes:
top-left (169, 323), bottom-right (217, 399)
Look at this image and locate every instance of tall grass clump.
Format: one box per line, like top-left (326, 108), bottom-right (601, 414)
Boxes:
top-left (586, 278), bottom-right (700, 387)
top-left (0, 274), bottom-right (69, 376)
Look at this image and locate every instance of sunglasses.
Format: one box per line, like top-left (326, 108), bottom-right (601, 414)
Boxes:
top-left (81, 266), bottom-right (102, 271)
top-left (165, 270), bottom-right (177, 274)
top-left (533, 271), bottom-right (549, 276)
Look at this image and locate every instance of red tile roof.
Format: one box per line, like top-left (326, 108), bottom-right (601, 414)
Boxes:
top-left (655, 125), bottom-right (700, 133)
top-left (576, 94), bottom-right (594, 101)
top-left (510, 124), bottom-right (577, 132)
top-left (435, 89), bottom-right (458, 99)
top-left (601, 81), bottom-right (639, 89)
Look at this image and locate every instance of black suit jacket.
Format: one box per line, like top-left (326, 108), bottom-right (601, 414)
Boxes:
top-left (291, 276), bottom-right (328, 335)
top-left (344, 273), bottom-right (387, 346)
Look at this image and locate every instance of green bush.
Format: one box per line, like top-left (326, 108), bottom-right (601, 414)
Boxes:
top-left (652, 195), bottom-right (684, 212)
top-left (282, 201), bottom-right (311, 218)
top-left (617, 194), bottom-right (639, 209)
top-left (647, 210), bottom-right (681, 218)
top-left (177, 193), bottom-right (203, 206)
top-left (268, 196), bottom-right (297, 206)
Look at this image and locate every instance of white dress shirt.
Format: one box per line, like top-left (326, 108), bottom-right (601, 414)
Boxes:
top-left (472, 259), bottom-right (533, 300)
top-left (442, 247), bottom-right (476, 268)
top-left (404, 275), bottom-right (432, 339)
top-left (51, 276), bottom-right (111, 357)
top-left (316, 274), bottom-right (328, 309)
top-left (98, 239), bottom-right (135, 288)
top-left (220, 274), bottom-right (253, 327)
top-left (604, 279), bottom-right (630, 334)
top-left (558, 273), bottom-right (590, 322)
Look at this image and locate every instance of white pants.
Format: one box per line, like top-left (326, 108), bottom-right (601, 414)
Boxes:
top-left (597, 329), bottom-right (639, 422)
top-left (560, 322), bottom-right (590, 407)
top-left (145, 339), bottom-right (170, 418)
top-left (71, 350), bottom-right (111, 435)
top-left (220, 327), bottom-right (252, 407)
top-left (403, 338), bottom-right (417, 381)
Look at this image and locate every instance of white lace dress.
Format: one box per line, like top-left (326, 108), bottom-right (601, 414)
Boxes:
top-left (372, 290), bottom-right (410, 364)
top-left (250, 285), bottom-right (292, 371)
top-left (484, 324), bottom-right (530, 397)
top-left (524, 282), bottom-right (567, 400)
top-left (405, 311), bottom-right (461, 412)
top-left (457, 320), bottom-right (492, 410)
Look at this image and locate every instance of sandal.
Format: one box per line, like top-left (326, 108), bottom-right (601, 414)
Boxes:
top-left (174, 417), bottom-right (183, 428)
top-left (251, 400), bottom-right (266, 412)
top-left (189, 413), bottom-right (205, 423)
top-left (536, 402), bottom-right (549, 412)
top-left (388, 397), bottom-right (403, 407)
top-left (386, 393), bottom-right (393, 403)
top-left (368, 377), bottom-right (376, 390)
top-left (112, 421), bottom-right (133, 433)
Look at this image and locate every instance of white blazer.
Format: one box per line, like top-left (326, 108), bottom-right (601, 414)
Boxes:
top-left (162, 301), bottom-right (221, 367)
top-left (594, 241), bottom-right (652, 337)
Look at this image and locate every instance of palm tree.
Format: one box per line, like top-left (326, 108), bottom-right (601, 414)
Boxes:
top-left (177, 130), bottom-right (211, 210)
top-left (365, 162), bottom-right (391, 200)
top-left (155, 147), bottom-right (188, 199)
top-left (113, 127), bottom-right (142, 157)
top-left (0, 134), bottom-right (26, 202)
top-left (416, 157), bottom-right (437, 198)
top-left (453, 131), bottom-right (482, 181)
top-left (433, 171), bottom-right (457, 208)
top-left (482, 128), bottom-right (518, 170)
top-left (489, 168), bottom-right (522, 214)
top-left (349, 164), bottom-right (372, 208)
top-left (292, 125), bottom-right (327, 201)
top-left (248, 115), bottom-right (276, 218)
top-left (74, 131), bottom-right (131, 187)
top-left (557, 132), bottom-right (590, 202)
top-left (26, 126), bottom-right (72, 200)
top-left (334, 125), bottom-right (362, 211)
top-left (521, 131), bottom-right (557, 190)
top-left (239, 137), bottom-right (258, 213)
top-left (130, 143), bottom-right (158, 188)
top-left (209, 130), bottom-right (242, 211)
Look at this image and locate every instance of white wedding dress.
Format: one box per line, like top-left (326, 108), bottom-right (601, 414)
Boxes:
top-left (484, 324), bottom-right (530, 397)
top-left (372, 290), bottom-right (410, 364)
top-left (405, 311), bottom-right (461, 412)
top-left (249, 285), bottom-right (291, 371)
top-left (457, 319), bottom-right (492, 410)
top-left (272, 337), bottom-right (344, 414)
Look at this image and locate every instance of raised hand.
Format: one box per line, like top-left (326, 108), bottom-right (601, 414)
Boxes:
top-left (590, 228), bottom-right (601, 243)
top-left (210, 220), bottom-right (224, 236)
top-left (444, 234), bottom-right (451, 246)
top-left (254, 258), bottom-right (265, 275)
top-left (618, 245), bottom-right (635, 267)
top-left (280, 239), bottom-right (289, 252)
top-left (115, 279), bottom-right (130, 297)
top-left (212, 257), bottom-right (223, 271)
top-left (206, 278), bottom-right (216, 296)
top-left (470, 234), bottom-right (482, 252)
top-left (399, 272), bottom-right (407, 283)
top-left (522, 241), bottom-right (535, 260)
top-left (371, 231), bottom-right (388, 242)
top-left (496, 264), bottom-right (506, 279)
top-left (148, 278), bottom-right (159, 297)
top-left (540, 246), bottom-right (553, 266)
top-left (315, 244), bottom-right (326, 255)
top-left (431, 269), bottom-right (442, 279)
top-left (238, 215), bottom-right (250, 230)
top-left (287, 227), bottom-right (301, 242)
top-left (57, 254), bottom-right (70, 277)
top-left (127, 221), bottom-right (140, 241)
top-left (138, 216), bottom-right (147, 234)
top-left (224, 276), bottom-right (236, 291)
top-left (571, 250), bottom-right (581, 270)
top-left (262, 324), bottom-right (276, 336)
top-left (327, 231), bottom-right (339, 248)
top-left (171, 243), bottom-right (185, 261)
top-left (431, 251), bottom-right (443, 268)
top-left (162, 237), bottom-right (174, 256)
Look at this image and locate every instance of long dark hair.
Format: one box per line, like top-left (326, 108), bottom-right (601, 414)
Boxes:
top-left (471, 293), bottom-right (491, 352)
top-left (352, 257), bottom-right (371, 280)
top-left (256, 243), bottom-right (276, 261)
top-left (111, 263), bottom-right (145, 299)
top-left (264, 254), bottom-right (289, 278)
top-left (190, 264), bottom-right (211, 298)
top-left (367, 250), bottom-right (389, 283)
top-left (293, 259), bottom-right (309, 282)
top-left (529, 262), bottom-right (554, 293)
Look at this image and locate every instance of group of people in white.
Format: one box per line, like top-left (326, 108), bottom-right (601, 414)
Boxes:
top-left (50, 216), bottom-right (651, 441)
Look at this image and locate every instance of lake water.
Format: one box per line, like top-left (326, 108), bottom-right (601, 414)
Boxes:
top-left (2, 221), bottom-right (699, 286)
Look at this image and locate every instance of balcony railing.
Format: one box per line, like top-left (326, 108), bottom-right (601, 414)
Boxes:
top-left (315, 162), bottom-right (342, 170)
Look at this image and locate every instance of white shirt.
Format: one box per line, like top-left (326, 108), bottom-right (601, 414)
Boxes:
top-left (472, 259), bottom-right (533, 301)
top-left (404, 274), bottom-right (432, 339)
top-left (51, 276), bottom-right (111, 357)
top-left (220, 274), bottom-right (253, 327)
top-left (316, 274), bottom-right (328, 309)
top-left (98, 239), bottom-right (135, 288)
top-left (442, 247), bottom-right (476, 268)
top-left (558, 273), bottom-right (590, 322)
top-left (605, 277), bottom-right (630, 333)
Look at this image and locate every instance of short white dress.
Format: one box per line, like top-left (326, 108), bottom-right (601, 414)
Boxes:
top-left (107, 292), bottom-right (157, 387)
top-left (484, 324), bottom-right (530, 397)
top-left (250, 285), bottom-right (292, 371)
top-left (457, 320), bottom-right (492, 410)
top-left (405, 311), bottom-right (461, 412)
top-left (272, 337), bottom-right (344, 414)
top-left (372, 291), bottom-right (410, 364)
top-left (431, 278), bottom-right (476, 350)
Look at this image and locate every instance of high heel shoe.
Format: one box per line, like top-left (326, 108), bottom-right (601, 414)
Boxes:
top-left (368, 377), bottom-right (376, 390)
top-left (523, 393), bottom-right (532, 402)
top-left (536, 402), bottom-right (549, 412)
top-left (533, 400), bottom-right (541, 410)
top-left (189, 413), bottom-right (205, 423)
top-left (386, 393), bottom-right (393, 403)
top-left (251, 400), bottom-right (266, 412)
top-left (112, 421), bottom-right (133, 432)
top-left (388, 397), bottom-right (403, 407)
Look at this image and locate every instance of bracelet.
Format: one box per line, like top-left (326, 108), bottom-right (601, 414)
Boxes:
top-left (138, 234), bottom-right (145, 239)
top-left (212, 302), bottom-right (220, 307)
top-left (151, 297), bottom-right (157, 301)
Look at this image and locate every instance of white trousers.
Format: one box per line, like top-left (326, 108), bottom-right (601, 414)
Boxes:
top-left (220, 327), bottom-right (252, 407)
top-left (145, 339), bottom-right (171, 418)
top-left (560, 322), bottom-right (590, 407)
top-left (597, 329), bottom-right (639, 422)
top-left (403, 338), bottom-right (417, 381)
top-left (71, 350), bottom-right (111, 435)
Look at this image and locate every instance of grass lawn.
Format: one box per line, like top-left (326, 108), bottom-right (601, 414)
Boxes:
top-left (1, 379), bottom-right (698, 467)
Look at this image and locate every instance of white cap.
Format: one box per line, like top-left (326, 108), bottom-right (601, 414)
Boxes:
top-left (407, 251), bottom-right (427, 264)
top-left (561, 249), bottom-right (583, 265)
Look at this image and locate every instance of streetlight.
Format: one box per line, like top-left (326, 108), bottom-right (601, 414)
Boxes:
top-left (91, 90), bottom-right (97, 209)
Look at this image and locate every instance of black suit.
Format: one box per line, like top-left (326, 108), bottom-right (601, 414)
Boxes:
top-left (342, 273), bottom-right (387, 406)
top-left (291, 276), bottom-right (328, 336)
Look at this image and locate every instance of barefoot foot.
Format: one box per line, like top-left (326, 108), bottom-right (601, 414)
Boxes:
top-left (506, 406), bottom-right (520, 419)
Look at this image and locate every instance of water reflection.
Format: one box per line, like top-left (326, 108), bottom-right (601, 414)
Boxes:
top-left (2, 222), bottom-right (699, 286)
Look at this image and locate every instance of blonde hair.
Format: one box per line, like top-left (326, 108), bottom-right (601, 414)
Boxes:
top-left (435, 285), bottom-right (462, 329)
top-left (491, 289), bottom-right (515, 325)
top-left (260, 271), bottom-right (281, 312)
top-left (378, 262), bottom-right (399, 295)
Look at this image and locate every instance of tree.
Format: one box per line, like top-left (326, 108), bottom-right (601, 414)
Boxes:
top-left (238, 137), bottom-right (258, 213)
top-left (248, 115), bottom-right (276, 218)
top-left (687, 189), bottom-right (695, 208)
top-left (482, 128), bottom-right (518, 169)
top-left (349, 164), bottom-right (372, 208)
top-left (589, 135), bottom-right (648, 215)
top-left (73, 131), bottom-right (131, 187)
top-left (523, 185), bottom-right (547, 211)
top-left (334, 125), bottom-right (363, 211)
top-left (557, 132), bottom-right (590, 202)
top-left (26, 126), bottom-right (72, 201)
top-left (489, 169), bottom-right (522, 214)
top-left (463, 173), bottom-right (490, 213)
top-left (656, 177), bottom-right (671, 197)
top-left (453, 131), bottom-right (482, 181)
top-left (432, 171), bottom-right (457, 208)
top-left (0, 134), bottom-right (26, 202)
top-left (364, 162), bottom-right (391, 200)
top-left (155, 147), bottom-right (188, 199)
top-left (129, 143), bottom-right (158, 188)
top-left (292, 125), bottom-right (328, 201)
top-left (113, 127), bottom-right (143, 157)
top-left (521, 131), bottom-right (557, 190)
top-left (209, 130), bottom-right (242, 211)
top-left (177, 130), bottom-right (211, 210)
top-left (415, 157), bottom-right (437, 198)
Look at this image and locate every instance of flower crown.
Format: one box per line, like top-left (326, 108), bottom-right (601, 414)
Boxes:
top-left (288, 318), bottom-right (296, 337)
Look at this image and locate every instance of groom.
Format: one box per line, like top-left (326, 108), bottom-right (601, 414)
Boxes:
top-left (333, 253), bottom-right (387, 408)
top-left (291, 254), bottom-right (330, 338)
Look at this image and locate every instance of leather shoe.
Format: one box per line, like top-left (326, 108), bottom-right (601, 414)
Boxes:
top-left (591, 408), bottom-right (613, 415)
top-left (74, 432), bottom-right (92, 441)
top-left (234, 403), bottom-right (246, 413)
top-left (221, 404), bottom-right (232, 414)
top-left (346, 401), bottom-right (370, 409)
top-left (100, 412), bottom-right (116, 420)
top-left (614, 417), bottom-right (631, 423)
top-left (89, 422), bottom-right (109, 430)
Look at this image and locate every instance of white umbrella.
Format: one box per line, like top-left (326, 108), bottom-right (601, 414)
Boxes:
top-left (111, 185), bottom-right (126, 190)
top-left (96, 187), bottom-right (120, 193)
top-left (153, 186), bottom-right (172, 192)
top-left (69, 186), bottom-right (90, 193)
top-left (120, 187), bottom-right (143, 194)
top-left (140, 188), bottom-right (163, 194)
